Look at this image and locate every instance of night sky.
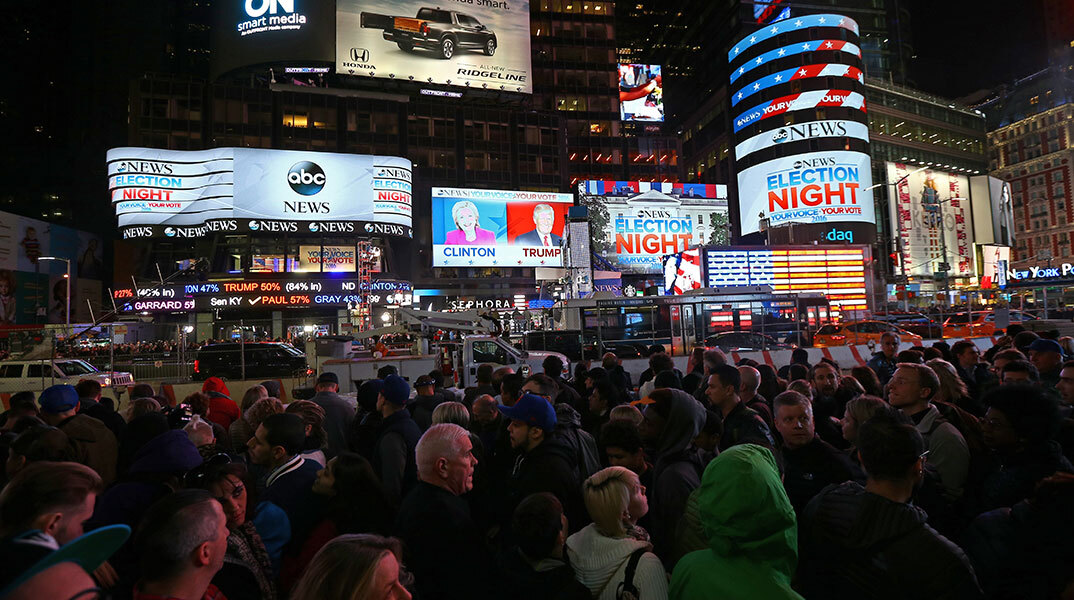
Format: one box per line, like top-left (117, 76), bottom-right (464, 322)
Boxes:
top-left (908, 0), bottom-right (1048, 100)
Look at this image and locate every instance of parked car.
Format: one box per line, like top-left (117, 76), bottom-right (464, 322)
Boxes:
top-left (703, 331), bottom-right (793, 352)
top-left (942, 310), bottom-right (1038, 338)
top-left (812, 321), bottom-right (923, 347)
top-left (361, 7), bottom-right (497, 59)
top-left (873, 312), bottom-right (943, 339)
top-left (0, 359), bottom-right (134, 394)
top-left (193, 342), bottom-right (311, 381)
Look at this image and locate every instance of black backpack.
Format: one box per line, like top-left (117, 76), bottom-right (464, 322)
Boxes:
top-left (615, 548), bottom-right (648, 600)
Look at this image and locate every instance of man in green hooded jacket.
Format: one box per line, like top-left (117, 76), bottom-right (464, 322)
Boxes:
top-left (670, 444), bottom-right (804, 600)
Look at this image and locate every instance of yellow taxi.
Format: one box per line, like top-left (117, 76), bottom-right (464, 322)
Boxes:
top-left (942, 311), bottom-right (1038, 338)
top-left (812, 320), bottom-right (923, 347)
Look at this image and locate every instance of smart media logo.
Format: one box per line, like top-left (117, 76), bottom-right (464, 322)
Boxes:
top-left (287, 162), bottom-right (326, 196)
top-left (238, 0), bottom-right (307, 36)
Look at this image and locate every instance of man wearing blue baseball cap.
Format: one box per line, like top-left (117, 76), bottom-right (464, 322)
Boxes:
top-left (1027, 338), bottom-right (1064, 388)
top-left (500, 393), bottom-right (586, 531)
top-left (38, 384), bottom-right (118, 486)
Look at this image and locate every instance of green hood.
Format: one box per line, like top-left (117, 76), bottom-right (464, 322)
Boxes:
top-left (698, 444), bottom-right (797, 577)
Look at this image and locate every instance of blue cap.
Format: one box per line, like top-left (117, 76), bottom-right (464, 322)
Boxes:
top-left (1028, 338), bottom-right (1063, 355)
top-left (499, 393), bottom-right (557, 432)
top-left (38, 385), bottom-right (80, 414)
top-left (381, 374), bottom-right (410, 406)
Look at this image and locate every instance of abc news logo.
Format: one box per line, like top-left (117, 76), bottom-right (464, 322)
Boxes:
top-left (364, 222), bottom-right (410, 237)
top-left (288, 161), bottom-right (326, 195)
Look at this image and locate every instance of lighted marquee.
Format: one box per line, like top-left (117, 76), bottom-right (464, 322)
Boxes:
top-left (704, 247), bottom-right (869, 313)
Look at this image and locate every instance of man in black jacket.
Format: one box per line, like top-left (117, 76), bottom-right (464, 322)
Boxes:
top-left (704, 364), bottom-right (773, 451)
top-left (74, 380), bottom-right (126, 442)
top-left (396, 423), bottom-right (497, 600)
top-left (500, 492), bottom-right (590, 600)
top-left (772, 390), bottom-right (863, 514)
top-left (499, 393), bottom-right (583, 531)
top-left (543, 355), bottom-right (582, 410)
top-left (798, 409), bottom-right (983, 600)
top-left (373, 375), bottom-right (422, 507)
top-left (308, 371), bottom-right (355, 457)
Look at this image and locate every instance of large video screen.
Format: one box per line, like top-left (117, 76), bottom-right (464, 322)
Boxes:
top-left (211, 0), bottom-right (336, 79)
top-left (578, 181), bottom-right (728, 275)
top-left (737, 150), bottom-right (874, 236)
top-left (337, 0), bottom-right (533, 94)
top-left (663, 248), bottom-right (702, 295)
top-left (431, 188), bottom-right (573, 267)
top-left (619, 64), bottom-right (663, 122)
top-left (108, 147), bottom-right (412, 239)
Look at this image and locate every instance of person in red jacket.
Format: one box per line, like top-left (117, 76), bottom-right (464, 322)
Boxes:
top-left (202, 377), bottom-right (240, 430)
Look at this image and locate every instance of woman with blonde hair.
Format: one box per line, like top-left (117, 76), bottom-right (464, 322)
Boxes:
top-left (566, 466), bottom-right (668, 600)
top-left (290, 534), bottom-right (411, 600)
top-left (925, 358), bottom-right (981, 415)
top-left (445, 200), bottom-right (494, 245)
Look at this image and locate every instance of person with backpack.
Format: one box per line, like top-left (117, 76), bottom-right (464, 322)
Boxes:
top-left (886, 363), bottom-right (971, 503)
top-left (566, 466), bottom-right (668, 600)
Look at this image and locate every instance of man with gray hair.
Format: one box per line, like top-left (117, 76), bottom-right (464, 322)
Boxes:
top-left (514, 204), bottom-right (562, 246)
top-left (396, 423), bottom-right (497, 600)
top-left (133, 489), bottom-right (229, 599)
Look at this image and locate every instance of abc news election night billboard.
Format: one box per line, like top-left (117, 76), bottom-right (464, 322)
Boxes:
top-left (108, 147), bottom-right (412, 239)
top-left (211, 0), bottom-right (336, 79)
top-left (431, 188), bottom-right (573, 267)
top-left (579, 181), bottom-right (728, 275)
top-left (737, 151), bottom-right (874, 235)
top-left (337, 0), bottom-right (533, 93)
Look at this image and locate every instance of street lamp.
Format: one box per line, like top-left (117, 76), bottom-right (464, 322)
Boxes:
top-left (865, 166), bottom-right (928, 312)
top-left (38, 256), bottom-right (70, 330)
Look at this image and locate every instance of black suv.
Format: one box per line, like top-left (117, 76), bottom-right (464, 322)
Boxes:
top-left (193, 342), bottom-right (310, 381)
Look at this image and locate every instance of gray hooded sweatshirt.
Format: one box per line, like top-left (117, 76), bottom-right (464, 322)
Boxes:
top-left (649, 388), bottom-right (707, 565)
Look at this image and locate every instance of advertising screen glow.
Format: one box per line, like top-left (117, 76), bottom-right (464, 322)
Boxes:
top-left (886, 162), bottom-right (976, 279)
top-left (619, 64), bottom-right (664, 122)
top-left (211, 0), bottom-right (336, 79)
top-left (579, 181), bottom-right (728, 275)
top-left (431, 188), bottom-right (573, 267)
top-left (108, 147), bottom-right (412, 239)
top-left (737, 150), bottom-right (874, 235)
top-left (336, 0), bottom-right (533, 93)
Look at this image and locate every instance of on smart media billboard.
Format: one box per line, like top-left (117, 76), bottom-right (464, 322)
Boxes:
top-left (619, 64), bottom-right (663, 122)
top-left (337, 0), bottom-right (532, 93)
top-left (431, 188), bottom-right (573, 267)
top-left (736, 150), bottom-right (874, 236)
top-left (211, 0), bottom-right (336, 79)
top-left (108, 147), bottom-right (412, 239)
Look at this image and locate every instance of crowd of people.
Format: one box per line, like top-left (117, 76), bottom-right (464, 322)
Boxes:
top-left (1, 321), bottom-right (1073, 599)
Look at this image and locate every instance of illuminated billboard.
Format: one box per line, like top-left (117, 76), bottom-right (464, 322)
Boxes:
top-left (336, 1), bottom-right (532, 93)
top-left (211, 0), bottom-right (336, 79)
top-left (887, 162), bottom-right (976, 279)
top-left (295, 245), bottom-right (356, 272)
top-left (705, 247), bottom-right (869, 313)
top-left (663, 248), bottom-right (702, 295)
top-left (619, 64), bottom-right (663, 122)
top-left (737, 150), bottom-right (874, 235)
top-left (108, 148), bottom-right (412, 239)
top-left (578, 181), bottom-right (728, 275)
top-left (431, 188), bottom-right (573, 267)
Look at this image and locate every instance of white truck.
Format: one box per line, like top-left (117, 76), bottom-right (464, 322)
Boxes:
top-left (319, 308), bottom-right (569, 393)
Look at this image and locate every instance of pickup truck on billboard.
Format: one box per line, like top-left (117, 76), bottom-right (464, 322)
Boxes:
top-left (361, 8), bottom-right (497, 60)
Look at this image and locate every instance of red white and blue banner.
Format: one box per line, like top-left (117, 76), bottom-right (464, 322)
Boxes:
top-left (730, 40), bottom-right (861, 86)
top-left (732, 64), bottom-right (863, 107)
top-left (729, 14), bottom-right (859, 63)
top-left (735, 119), bottom-right (870, 160)
top-left (733, 90), bottom-right (865, 133)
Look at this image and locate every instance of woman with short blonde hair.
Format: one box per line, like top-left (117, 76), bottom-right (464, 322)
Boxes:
top-left (290, 534), bottom-right (411, 600)
top-left (567, 467), bottom-right (668, 599)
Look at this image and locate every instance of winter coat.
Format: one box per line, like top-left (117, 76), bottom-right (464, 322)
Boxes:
top-left (309, 389), bottom-right (356, 457)
top-left (799, 481), bottom-right (982, 600)
top-left (396, 481), bottom-right (499, 600)
top-left (506, 434), bottom-right (585, 532)
top-left (57, 413), bottom-right (118, 486)
top-left (407, 392), bottom-right (445, 432)
top-left (670, 444), bottom-right (803, 600)
top-left (917, 404), bottom-right (971, 501)
top-left (202, 377), bottom-right (240, 430)
top-left (566, 524), bottom-right (668, 600)
top-left (781, 436), bottom-right (864, 514)
top-left (867, 351), bottom-right (898, 386)
top-left (966, 440), bottom-right (1073, 516)
top-left (718, 401), bottom-right (773, 452)
top-left (498, 547), bottom-right (591, 600)
top-left (649, 389), bottom-right (707, 563)
top-left (554, 403), bottom-right (601, 482)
